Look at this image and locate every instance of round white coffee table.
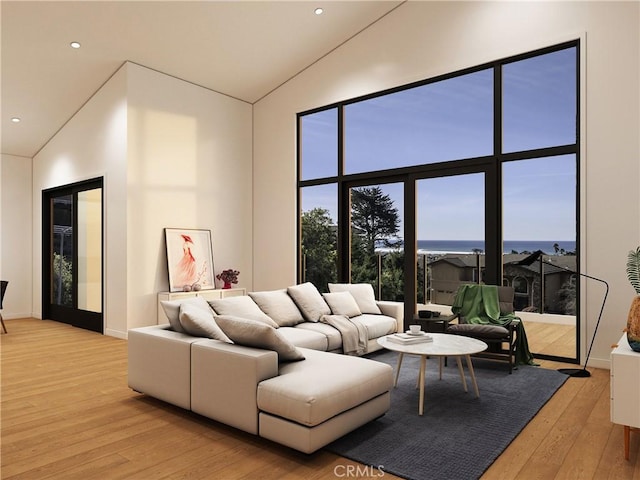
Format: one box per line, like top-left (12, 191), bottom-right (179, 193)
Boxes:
top-left (377, 333), bottom-right (488, 415)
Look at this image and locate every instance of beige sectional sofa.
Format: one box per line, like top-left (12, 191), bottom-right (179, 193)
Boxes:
top-left (128, 283), bottom-right (403, 453)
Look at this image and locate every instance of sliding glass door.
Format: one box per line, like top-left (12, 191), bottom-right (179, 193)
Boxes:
top-left (43, 178), bottom-right (103, 333)
top-left (416, 173), bottom-right (485, 307)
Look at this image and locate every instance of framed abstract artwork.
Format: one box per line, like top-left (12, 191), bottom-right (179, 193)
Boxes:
top-left (165, 228), bottom-right (215, 292)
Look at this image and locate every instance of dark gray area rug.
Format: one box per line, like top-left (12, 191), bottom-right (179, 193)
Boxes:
top-left (326, 350), bottom-right (568, 480)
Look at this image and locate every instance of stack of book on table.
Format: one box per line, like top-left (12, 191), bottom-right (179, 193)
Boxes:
top-left (387, 332), bottom-right (434, 345)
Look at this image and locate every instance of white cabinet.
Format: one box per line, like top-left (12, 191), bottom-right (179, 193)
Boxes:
top-left (610, 333), bottom-right (640, 459)
top-left (157, 288), bottom-right (246, 324)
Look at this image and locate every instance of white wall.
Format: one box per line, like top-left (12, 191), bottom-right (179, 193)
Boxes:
top-left (0, 154), bottom-right (33, 319)
top-left (32, 63), bottom-right (252, 337)
top-left (253, 1), bottom-right (640, 368)
top-left (32, 65), bottom-right (129, 334)
top-left (125, 64), bottom-right (253, 331)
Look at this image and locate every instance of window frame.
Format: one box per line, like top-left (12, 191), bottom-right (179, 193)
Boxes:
top-left (297, 40), bottom-right (580, 363)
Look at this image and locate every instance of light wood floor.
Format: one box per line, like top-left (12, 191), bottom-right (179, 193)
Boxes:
top-left (1, 318), bottom-right (638, 479)
top-left (524, 321), bottom-right (577, 359)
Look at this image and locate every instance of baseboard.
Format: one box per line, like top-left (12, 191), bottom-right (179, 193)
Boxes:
top-left (2, 313), bottom-right (36, 320)
top-left (106, 328), bottom-right (127, 340)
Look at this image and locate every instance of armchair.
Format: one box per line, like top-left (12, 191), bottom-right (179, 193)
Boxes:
top-left (445, 284), bottom-right (531, 373)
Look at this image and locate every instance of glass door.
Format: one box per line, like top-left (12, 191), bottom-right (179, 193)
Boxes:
top-left (502, 156), bottom-right (578, 360)
top-left (416, 173), bottom-right (485, 308)
top-left (348, 182), bottom-right (404, 301)
top-left (43, 179), bottom-right (103, 333)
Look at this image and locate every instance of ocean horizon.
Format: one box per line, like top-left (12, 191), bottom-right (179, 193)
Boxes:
top-left (416, 239), bottom-right (576, 254)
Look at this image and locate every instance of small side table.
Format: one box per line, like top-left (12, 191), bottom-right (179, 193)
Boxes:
top-left (411, 313), bottom-right (455, 333)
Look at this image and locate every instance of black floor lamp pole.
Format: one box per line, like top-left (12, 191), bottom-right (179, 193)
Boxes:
top-left (515, 250), bottom-right (609, 378)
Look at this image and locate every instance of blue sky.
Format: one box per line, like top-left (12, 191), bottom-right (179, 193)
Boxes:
top-left (301, 46), bottom-right (577, 242)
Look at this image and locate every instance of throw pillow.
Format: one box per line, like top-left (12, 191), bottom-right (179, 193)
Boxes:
top-left (248, 289), bottom-right (304, 327)
top-left (178, 303), bottom-right (233, 343)
top-left (160, 296), bottom-right (213, 333)
top-left (328, 283), bottom-right (382, 314)
top-left (287, 282), bottom-right (331, 322)
top-left (214, 315), bottom-right (305, 362)
top-left (208, 296), bottom-right (278, 328)
top-left (322, 291), bottom-right (362, 318)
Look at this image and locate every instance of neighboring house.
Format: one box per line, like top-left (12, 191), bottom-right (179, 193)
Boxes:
top-left (427, 253), bottom-right (577, 314)
top-left (427, 254), bottom-right (483, 305)
top-left (503, 256), bottom-right (577, 314)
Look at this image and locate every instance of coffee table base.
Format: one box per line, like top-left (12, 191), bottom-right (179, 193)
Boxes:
top-left (393, 352), bottom-right (480, 415)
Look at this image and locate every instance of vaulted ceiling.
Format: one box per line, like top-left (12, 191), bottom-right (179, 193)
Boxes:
top-left (1, 1), bottom-right (403, 158)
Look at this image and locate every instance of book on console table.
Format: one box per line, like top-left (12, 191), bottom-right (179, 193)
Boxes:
top-left (387, 333), bottom-right (434, 345)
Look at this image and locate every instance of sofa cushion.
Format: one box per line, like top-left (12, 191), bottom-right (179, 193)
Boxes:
top-left (214, 315), bottom-right (305, 362)
top-left (328, 283), bottom-right (382, 314)
top-left (277, 327), bottom-right (328, 351)
top-left (287, 282), bottom-right (331, 323)
top-left (248, 289), bottom-right (305, 327)
top-left (179, 303), bottom-right (232, 343)
top-left (208, 296), bottom-right (278, 328)
top-left (294, 322), bottom-right (343, 351)
top-left (257, 348), bottom-right (392, 427)
top-left (354, 314), bottom-right (397, 339)
top-left (322, 291), bottom-right (362, 318)
top-left (160, 296), bottom-right (212, 333)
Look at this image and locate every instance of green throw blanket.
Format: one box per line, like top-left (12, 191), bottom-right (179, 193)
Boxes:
top-left (452, 284), bottom-right (537, 366)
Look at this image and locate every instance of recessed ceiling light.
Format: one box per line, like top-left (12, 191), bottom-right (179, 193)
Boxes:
top-left (314, 7), bottom-right (324, 15)
top-left (70, 41), bottom-right (81, 49)
top-left (11, 117), bottom-right (21, 123)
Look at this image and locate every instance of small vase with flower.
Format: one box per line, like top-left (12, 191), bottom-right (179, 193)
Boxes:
top-left (216, 269), bottom-right (240, 290)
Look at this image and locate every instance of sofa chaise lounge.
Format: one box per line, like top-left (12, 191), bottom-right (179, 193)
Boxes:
top-left (128, 282), bottom-right (403, 453)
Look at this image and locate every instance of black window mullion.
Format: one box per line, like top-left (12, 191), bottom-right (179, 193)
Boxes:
top-left (72, 192), bottom-right (78, 309)
top-left (574, 42), bottom-right (582, 364)
top-left (295, 114), bottom-right (303, 283)
top-left (337, 106), bottom-right (350, 282)
top-left (403, 178), bottom-right (416, 325)
top-left (484, 63), bottom-right (503, 286)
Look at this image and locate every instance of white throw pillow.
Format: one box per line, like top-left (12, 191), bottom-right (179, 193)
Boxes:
top-left (208, 296), bottom-right (278, 328)
top-left (248, 289), bottom-right (304, 327)
top-left (322, 291), bottom-right (362, 318)
top-left (214, 315), bottom-right (305, 362)
top-left (328, 283), bottom-right (382, 314)
top-left (179, 302), bottom-right (233, 343)
top-left (287, 282), bottom-right (331, 322)
top-left (160, 296), bottom-right (212, 333)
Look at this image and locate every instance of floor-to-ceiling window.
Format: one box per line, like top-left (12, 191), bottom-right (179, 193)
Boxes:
top-left (298, 108), bottom-right (339, 292)
top-left (298, 41), bottom-right (579, 362)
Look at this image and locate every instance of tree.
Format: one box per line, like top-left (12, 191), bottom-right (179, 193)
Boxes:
top-left (350, 187), bottom-right (402, 299)
top-left (301, 208), bottom-right (337, 292)
top-left (552, 242), bottom-right (567, 255)
top-left (380, 251), bottom-right (405, 301)
top-left (350, 187), bottom-right (400, 254)
top-left (53, 252), bottom-right (73, 306)
top-left (556, 277), bottom-right (576, 315)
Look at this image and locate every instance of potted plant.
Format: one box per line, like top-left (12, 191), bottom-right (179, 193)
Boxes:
top-left (626, 246), bottom-right (640, 351)
top-left (216, 269), bottom-right (240, 289)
